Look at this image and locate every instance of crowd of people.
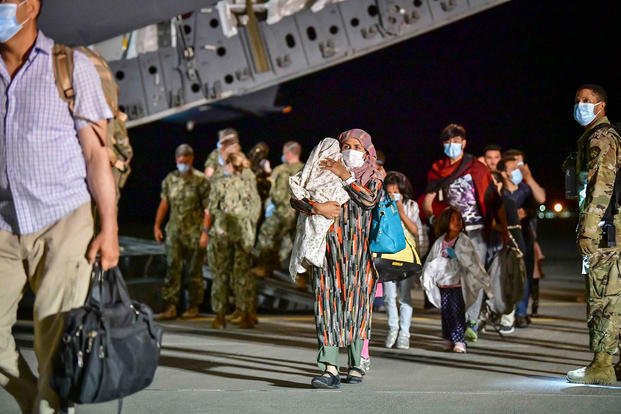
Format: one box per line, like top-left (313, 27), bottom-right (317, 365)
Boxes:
top-left (149, 119), bottom-right (553, 387)
top-left (1, 2), bottom-right (619, 410)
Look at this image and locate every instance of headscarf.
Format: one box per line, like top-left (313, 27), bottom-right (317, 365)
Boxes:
top-left (338, 128), bottom-right (380, 186)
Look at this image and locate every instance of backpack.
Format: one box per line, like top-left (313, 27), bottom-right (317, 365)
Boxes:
top-left (51, 44), bottom-right (133, 199)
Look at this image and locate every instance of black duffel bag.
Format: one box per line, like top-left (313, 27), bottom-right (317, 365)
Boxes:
top-left (51, 264), bottom-right (163, 404)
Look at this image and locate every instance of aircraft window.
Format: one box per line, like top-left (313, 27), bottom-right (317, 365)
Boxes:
top-left (306, 27), bottom-right (317, 41)
top-left (368, 5), bottom-right (379, 17)
top-left (148, 66), bottom-right (158, 75)
top-left (217, 47), bottom-right (227, 57)
top-left (191, 83), bottom-right (201, 93)
top-left (329, 25), bottom-right (339, 35)
top-left (210, 19), bottom-right (219, 28)
top-left (414, 0), bottom-right (423, 7)
top-left (224, 74), bottom-right (234, 84)
top-left (115, 71), bottom-right (125, 81)
top-left (350, 18), bottom-right (360, 27)
top-left (285, 34), bottom-right (296, 49)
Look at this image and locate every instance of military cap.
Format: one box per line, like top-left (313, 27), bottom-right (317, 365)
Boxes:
top-left (218, 128), bottom-right (240, 146)
top-left (175, 143), bottom-right (194, 157)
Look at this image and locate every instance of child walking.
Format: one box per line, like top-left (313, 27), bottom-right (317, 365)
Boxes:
top-left (421, 207), bottom-right (491, 353)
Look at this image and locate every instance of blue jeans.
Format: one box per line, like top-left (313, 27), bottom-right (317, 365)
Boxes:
top-left (383, 278), bottom-right (413, 337)
top-left (516, 276), bottom-right (532, 317)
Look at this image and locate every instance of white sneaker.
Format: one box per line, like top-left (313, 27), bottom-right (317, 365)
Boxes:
top-left (395, 335), bottom-right (410, 349)
top-left (360, 357), bottom-right (371, 373)
top-left (453, 342), bottom-right (467, 353)
top-left (385, 330), bottom-right (398, 348)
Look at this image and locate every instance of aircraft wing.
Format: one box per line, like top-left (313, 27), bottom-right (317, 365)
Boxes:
top-left (40, 1), bottom-right (511, 129)
top-left (39, 0), bottom-right (216, 46)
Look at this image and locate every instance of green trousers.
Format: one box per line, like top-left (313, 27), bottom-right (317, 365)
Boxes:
top-left (587, 250), bottom-right (621, 354)
top-left (317, 340), bottom-right (363, 371)
top-left (162, 237), bottom-right (205, 307)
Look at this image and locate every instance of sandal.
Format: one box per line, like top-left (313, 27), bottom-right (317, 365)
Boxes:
top-left (311, 371), bottom-right (341, 389)
top-left (345, 367), bottom-right (365, 384)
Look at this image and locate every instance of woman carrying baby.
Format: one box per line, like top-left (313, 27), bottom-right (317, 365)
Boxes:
top-left (290, 128), bottom-right (383, 389)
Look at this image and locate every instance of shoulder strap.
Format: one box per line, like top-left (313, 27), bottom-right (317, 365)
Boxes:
top-left (52, 44), bottom-right (76, 114)
top-left (425, 154), bottom-right (474, 194)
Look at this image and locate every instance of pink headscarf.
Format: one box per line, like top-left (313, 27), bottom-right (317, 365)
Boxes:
top-left (338, 128), bottom-right (380, 186)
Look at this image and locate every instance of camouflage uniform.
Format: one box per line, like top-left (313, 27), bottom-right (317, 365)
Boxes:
top-left (160, 169), bottom-right (209, 307)
top-left (253, 161), bottom-right (304, 270)
top-left (207, 171), bottom-right (261, 313)
top-left (204, 149), bottom-right (221, 178)
top-left (576, 116), bottom-right (621, 356)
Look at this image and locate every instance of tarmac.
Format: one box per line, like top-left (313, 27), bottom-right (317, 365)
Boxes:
top-left (2, 221), bottom-right (621, 413)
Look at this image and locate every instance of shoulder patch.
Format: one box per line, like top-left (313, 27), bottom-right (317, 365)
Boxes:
top-left (589, 146), bottom-right (601, 162)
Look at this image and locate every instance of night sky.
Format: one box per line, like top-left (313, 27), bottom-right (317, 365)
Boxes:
top-left (119, 0), bottom-right (621, 232)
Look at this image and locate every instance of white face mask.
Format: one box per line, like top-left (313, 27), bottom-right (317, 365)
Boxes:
top-left (342, 149), bottom-right (365, 168)
top-left (389, 193), bottom-right (402, 201)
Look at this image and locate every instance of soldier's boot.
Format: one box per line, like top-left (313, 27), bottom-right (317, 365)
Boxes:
top-left (212, 311), bottom-right (226, 329)
top-left (567, 352), bottom-right (616, 385)
top-left (238, 311), bottom-right (256, 329)
top-left (250, 265), bottom-right (269, 278)
top-left (225, 308), bottom-right (242, 321)
top-left (614, 360), bottom-right (621, 381)
top-left (154, 304), bottom-right (177, 321)
top-left (181, 306), bottom-right (199, 319)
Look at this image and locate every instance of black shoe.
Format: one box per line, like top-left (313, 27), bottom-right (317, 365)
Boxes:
top-left (345, 367), bottom-right (365, 384)
top-left (311, 371), bottom-right (341, 389)
top-left (515, 316), bottom-right (530, 328)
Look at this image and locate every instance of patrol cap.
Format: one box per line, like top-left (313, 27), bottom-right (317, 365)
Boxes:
top-left (175, 143), bottom-right (194, 157)
top-left (218, 128), bottom-right (239, 146)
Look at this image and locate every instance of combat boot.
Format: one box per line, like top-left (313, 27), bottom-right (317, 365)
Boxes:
top-left (238, 311), bottom-right (256, 329)
top-left (154, 304), bottom-right (177, 321)
top-left (181, 306), bottom-right (199, 319)
top-left (567, 352), bottom-right (616, 385)
top-left (225, 308), bottom-right (242, 321)
top-left (212, 311), bottom-right (226, 329)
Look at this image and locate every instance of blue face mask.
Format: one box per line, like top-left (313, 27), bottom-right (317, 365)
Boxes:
top-left (176, 163), bottom-right (190, 174)
top-left (574, 102), bottom-right (602, 126)
top-left (0, 1), bottom-right (29, 43)
top-left (511, 168), bottom-right (523, 185)
top-left (443, 143), bottom-right (462, 159)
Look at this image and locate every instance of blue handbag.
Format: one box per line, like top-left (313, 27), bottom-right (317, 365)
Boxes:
top-left (369, 193), bottom-right (406, 254)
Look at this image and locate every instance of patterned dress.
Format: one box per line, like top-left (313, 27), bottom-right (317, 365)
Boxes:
top-left (291, 177), bottom-right (382, 347)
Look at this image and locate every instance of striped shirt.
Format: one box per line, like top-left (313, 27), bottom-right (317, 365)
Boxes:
top-left (0, 31), bottom-right (112, 235)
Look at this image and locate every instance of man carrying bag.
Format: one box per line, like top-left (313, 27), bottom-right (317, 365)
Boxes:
top-left (0, 1), bottom-right (121, 413)
top-left (51, 264), bottom-right (163, 407)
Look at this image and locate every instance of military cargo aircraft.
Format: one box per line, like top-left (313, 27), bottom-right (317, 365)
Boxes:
top-left (39, 0), bottom-right (510, 129)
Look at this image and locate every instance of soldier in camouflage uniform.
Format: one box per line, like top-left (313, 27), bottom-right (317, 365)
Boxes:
top-left (207, 151), bottom-right (261, 329)
top-left (153, 144), bottom-right (210, 321)
top-left (108, 116), bottom-right (133, 203)
top-left (204, 127), bottom-right (242, 181)
top-left (567, 84), bottom-right (621, 384)
top-left (251, 141), bottom-right (304, 278)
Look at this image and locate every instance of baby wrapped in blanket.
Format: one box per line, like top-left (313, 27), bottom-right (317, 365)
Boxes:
top-left (288, 138), bottom-right (351, 280)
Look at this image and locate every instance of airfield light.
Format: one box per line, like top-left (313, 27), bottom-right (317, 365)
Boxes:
top-left (553, 203), bottom-right (563, 213)
top-left (282, 105), bottom-right (293, 114)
